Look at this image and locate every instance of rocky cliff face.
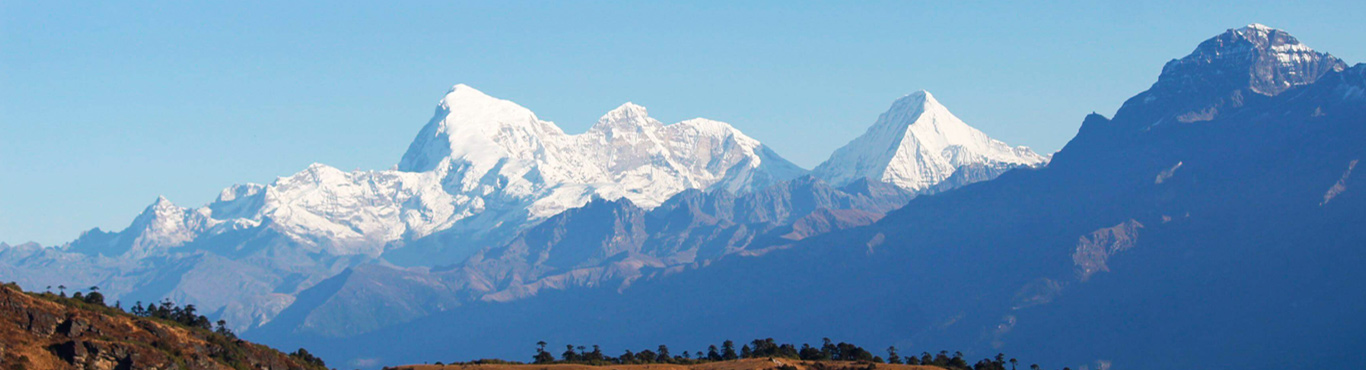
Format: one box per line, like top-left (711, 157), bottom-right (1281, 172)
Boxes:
top-left (1116, 23), bottom-right (1346, 126)
top-left (0, 283), bottom-right (321, 370)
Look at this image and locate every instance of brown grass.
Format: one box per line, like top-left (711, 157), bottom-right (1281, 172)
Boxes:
top-left (394, 358), bottom-right (946, 370)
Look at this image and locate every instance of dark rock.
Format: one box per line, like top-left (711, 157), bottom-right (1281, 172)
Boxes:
top-left (27, 310), bottom-right (59, 337)
top-left (57, 316), bottom-right (91, 337)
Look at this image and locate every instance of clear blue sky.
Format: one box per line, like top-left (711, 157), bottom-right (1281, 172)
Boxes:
top-left (3, 1), bottom-right (1363, 245)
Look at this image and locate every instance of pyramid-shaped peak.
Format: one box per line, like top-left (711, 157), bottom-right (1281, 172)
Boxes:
top-left (151, 195), bottom-right (176, 208)
top-left (891, 90), bottom-right (938, 106)
top-left (887, 90), bottom-right (946, 113)
top-left (902, 89), bottom-right (934, 100)
top-left (132, 195), bottom-right (185, 225)
top-left (813, 91), bottom-right (1046, 192)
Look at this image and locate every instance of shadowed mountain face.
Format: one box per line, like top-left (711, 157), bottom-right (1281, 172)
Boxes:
top-left (252, 176), bottom-right (912, 339)
top-left (258, 25), bottom-right (1366, 370)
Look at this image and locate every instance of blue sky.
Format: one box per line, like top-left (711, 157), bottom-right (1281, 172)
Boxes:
top-left (2, 0), bottom-right (1364, 244)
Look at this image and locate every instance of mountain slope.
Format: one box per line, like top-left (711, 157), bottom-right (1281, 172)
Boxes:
top-left (253, 176), bottom-right (911, 339)
top-left (278, 25), bottom-right (1366, 370)
top-left (813, 91), bottom-right (1046, 192)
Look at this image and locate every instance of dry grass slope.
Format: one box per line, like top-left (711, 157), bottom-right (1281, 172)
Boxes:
top-left (392, 358), bottom-right (945, 370)
top-left (0, 283), bottom-right (323, 370)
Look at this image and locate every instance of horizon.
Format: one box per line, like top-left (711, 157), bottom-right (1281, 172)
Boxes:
top-left (4, 1), bottom-right (1366, 244)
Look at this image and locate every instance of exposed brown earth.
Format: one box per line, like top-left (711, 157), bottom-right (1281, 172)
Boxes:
top-left (0, 283), bottom-right (323, 370)
top-left (391, 359), bottom-right (945, 370)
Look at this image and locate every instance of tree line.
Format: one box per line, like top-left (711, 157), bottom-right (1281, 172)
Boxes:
top-left (530, 338), bottom-right (1047, 370)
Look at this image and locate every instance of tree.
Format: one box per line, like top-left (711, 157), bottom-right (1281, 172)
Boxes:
top-left (289, 348), bottom-right (326, 368)
top-left (657, 345), bottom-right (672, 363)
top-left (682, 351), bottom-right (691, 360)
top-left (1010, 358), bottom-right (1018, 370)
top-left (533, 341), bottom-right (554, 364)
top-left (83, 291), bottom-right (105, 306)
top-left (588, 345), bottom-right (605, 364)
top-left (886, 346), bottom-right (902, 364)
top-left (741, 344), bottom-right (753, 359)
top-left (636, 349), bottom-right (657, 364)
top-left (1030, 364), bottom-right (1040, 370)
top-left (721, 340), bottom-right (738, 361)
top-left (948, 352), bottom-right (968, 369)
top-left (562, 344), bottom-right (577, 362)
top-left (215, 320), bottom-right (236, 339)
top-left (620, 350), bottom-right (636, 364)
top-left (58, 285), bottom-right (67, 297)
top-left (707, 345), bottom-right (721, 361)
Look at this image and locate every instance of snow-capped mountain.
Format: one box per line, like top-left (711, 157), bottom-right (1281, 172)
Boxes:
top-left (1114, 23), bottom-right (1346, 127)
top-left (813, 91), bottom-right (1047, 192)
top-left (399, 85), bottom-right (806, 221)
top-left (98, 85), bottom-right (805, 261)
top-left (0, 84), bottom-right (806, 331)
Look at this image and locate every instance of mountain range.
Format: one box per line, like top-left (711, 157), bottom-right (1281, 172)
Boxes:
top-left (242, 24), bottom-right (1366, 370)
top-left (0, 72), bottom-right (1038, 337)
top-left (6, 22), bottom-right (1354, 370)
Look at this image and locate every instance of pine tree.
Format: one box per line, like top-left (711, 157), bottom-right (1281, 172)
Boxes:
top-left (721, 340), bottom-right (738, 360)
top-left (657, 345), bottom-right (671, 363)
top-left (562, 344), bottom-right (577, 362)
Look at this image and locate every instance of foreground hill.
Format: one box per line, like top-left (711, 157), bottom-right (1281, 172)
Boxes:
top-left (392, 359), bottom-right (943, 370)
top-left (0, 283), bottom-right (323, 370)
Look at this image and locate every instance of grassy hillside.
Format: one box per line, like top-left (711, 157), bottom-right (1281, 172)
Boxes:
top-left (0, 282), bottom-right (326, 370)
top-left (390, 358), bottom-right (945, 370)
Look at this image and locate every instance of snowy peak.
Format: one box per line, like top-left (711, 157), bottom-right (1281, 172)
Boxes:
top-left (397, 84), bottom-right (562, 173)
top-left (1117, 24), bottom-right (1347, 124)
top-left (885, 90), bottom-right (935, 117)
top-left (813, 91), bottom-right (1046, 192)
top-left (591, 102), bottom-right (662, 133)
top-left (1177, 23), bottom-right (1346, 96)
